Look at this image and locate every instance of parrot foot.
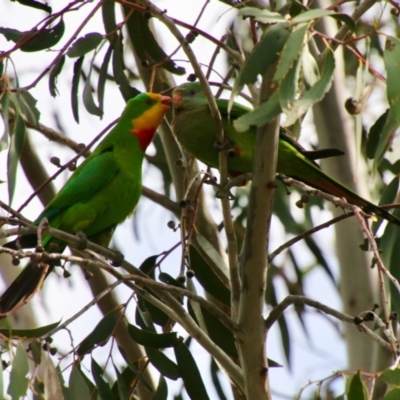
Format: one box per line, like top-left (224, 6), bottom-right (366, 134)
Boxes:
top-left (213, 139), bottom-right (234, 153)
top-left (111, 250), bottom-right (124, 267)
top-left (277, 174), bottom-right (292, 195)
top-left (75, 231), bottom-right (88, 250)
top-left (36, 217), bottom-right (49, 250)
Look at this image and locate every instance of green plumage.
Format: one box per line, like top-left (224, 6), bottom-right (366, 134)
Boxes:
top-left (0, 92), bottom-right (170, 314)
top-left (172, 82), bottom-right (400, 226)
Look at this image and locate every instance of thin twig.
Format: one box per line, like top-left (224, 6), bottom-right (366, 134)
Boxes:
top-left (43, 280), bottom-right (123, 339)
top-left (268, 213), bottom-right (352, 262)
top-left (265, 295), bottom-right (392, 352)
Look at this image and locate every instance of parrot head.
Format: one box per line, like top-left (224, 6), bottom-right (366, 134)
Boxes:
top-left (172, 82), bottom-right (208, 111)
top-left (127, 92), bottom-right (171, 150)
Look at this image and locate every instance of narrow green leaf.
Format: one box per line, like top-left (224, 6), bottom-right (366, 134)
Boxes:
top-left (14, 90), bottom-right (40, 126)
top-left (71, 56), bottom-right (84, 123)
top-left (113, 365), bottom-right (129, 400)
top-left (347, 371), bottom-right (367, 400)
top-left (385, 36), bottom-right (400, 119)
top-left (174, 342), bottom-right (210, 400)
top-left (0, 320), bottom-right (60, 338)
top-left (102, 0), bottom-right (117, 38)
top-left (158, 272), bottom-right (185, 289)
top-left (49, 55), bottom-right (65, 97)
top-left (127, 323), bottom-right (180, 348)
top-left (265, 272), bottom-right (291, 365)
top-left (210, 359), bottom-right (228, 400)
top-left (117, 347), bottom-right (153, 392)
top-left (145, 347), bottom-right (180, 380)
top-left (189, 243), bottom-right (230, 306)
top-left (233, 89), bottom-right (282, 132)
top-left (137, 256), bottom-right (170, 327)
top-left (282, 50), bottom-right (335, 126)
top-left (7, 110), bottom-right (25, 204)
top-left (0, 91), bottom-right (10, 152)
top-left (152, 375), bottom-right (168, 400)
top-left (55, 365), bottom-right (69, 400)
top-left (279, 58), bottom-right (301, 113)
top-left (77, 309), bottom-right (117, 356)
top-left (292, 9), bottom-right (355, 31)
top-left (123, 9), bottom-right (145, 62)
top-left (69, 367), bottom-right (90, 400)
top-left (139, 297), bottom-right (169, 328)
top-left (0, 27), bottom-right (22, 43)
top-left (373, 108), bottom-right (398, 166)
top-left (112, 33), bottom-right (140, 102)
top-left (304, 233), bottom-right (335, 283)
top-left (381, 366), bottom-right (400, 386)
top-left (380, 207), bottom-right (400, 315)
top-left (238, 7), bottom-right (286, 23)
top-left (82, 57), bottom-right (103, 118)
top-left (97, 43), bottom-right (113, 112)
top-left (30, 340), bottom-right (42, 365)
top-left (191, 301), bottom-right (237, 358)
top-left (230, 22), bottom-right (291, 107)
top-left (14, 0), bottom-right (52, 13)
top-left (301, 44), bottom-right (320, 88)
top-left (125, 10), bottom-right (185, 75)
top-left (366, 110), bottom-right (389, 159)
top-left (139, 254), bottom-right (159, 275)
top-left (7, 345), bottom-right (29, 399)
top-left (381, 159), bottom-right (400, 175)
top-left (273, 22), bottom-right (309, 84)
top-left (91, 358), bottom-right (114, 400)
top-left (110, 366), bottom-right (134, 399)
top-left (67, 33), bottom-right (103, 58)
top-left (135, 302), bottom-right (157, 332)
top-left (0, 18), bottom-right (64, 52)
top-left (384, 388), bottom-right (400, 400)
top-left (372, 176), bottom-right (399, 233)
top-left (43, 358), bottom-right (65, 400)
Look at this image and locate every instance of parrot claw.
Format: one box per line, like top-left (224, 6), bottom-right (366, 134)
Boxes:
top-left (213, 139), bottom-right (233, 153)
top-left (216, 188), bottom-right (235, 200)
top-left (277, 174), bottom-right (292, 195)
top-left (111, 250), bottom-right (124, 267)
top-left (75, 231), bottom-right (88, 250)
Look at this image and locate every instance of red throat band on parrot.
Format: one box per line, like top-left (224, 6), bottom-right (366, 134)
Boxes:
top-left (132, 128), bottom-right (157, 151)
top-left (131, 95), bottom-right (171, 151)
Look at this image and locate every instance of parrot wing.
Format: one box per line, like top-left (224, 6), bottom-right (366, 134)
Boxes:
top-left (215, 98), bottom-right (344, 164)
top-left (39, 151), bottom-right (119, 223)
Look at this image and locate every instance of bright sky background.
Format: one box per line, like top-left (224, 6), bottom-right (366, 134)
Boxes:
top-left (3, 0), bottom-right (390, 398)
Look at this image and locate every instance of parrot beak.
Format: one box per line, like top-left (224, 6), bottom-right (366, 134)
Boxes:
top-left (172, 91), bottom-right (182, 109)
top-left (161, 96), bottom-right (172, 112)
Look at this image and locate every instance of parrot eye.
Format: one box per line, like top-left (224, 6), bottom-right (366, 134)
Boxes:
top-left (146, 98), bottom-right (155, 105)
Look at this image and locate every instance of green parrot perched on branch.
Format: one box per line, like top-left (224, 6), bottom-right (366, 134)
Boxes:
top-left (0, 92), bottom-right (171, 315)
top-left (171, 82), bottom-right (400, 226)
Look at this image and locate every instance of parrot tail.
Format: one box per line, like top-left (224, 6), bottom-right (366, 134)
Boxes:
top-left (296, 174), bottom-right (400, 227)
top-left (0, 261), bottom-right (50, 316)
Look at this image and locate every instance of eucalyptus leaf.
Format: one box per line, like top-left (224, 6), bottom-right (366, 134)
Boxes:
top-left (67, 33), bottom-right (103, 58)
top-left (7, 345), bottom-right (29, 399)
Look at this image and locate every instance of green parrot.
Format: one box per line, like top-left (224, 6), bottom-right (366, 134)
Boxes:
top-left (172, 82), bottom-right (400, 226)
top-left (0, 92), bottom-right (171, 314)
